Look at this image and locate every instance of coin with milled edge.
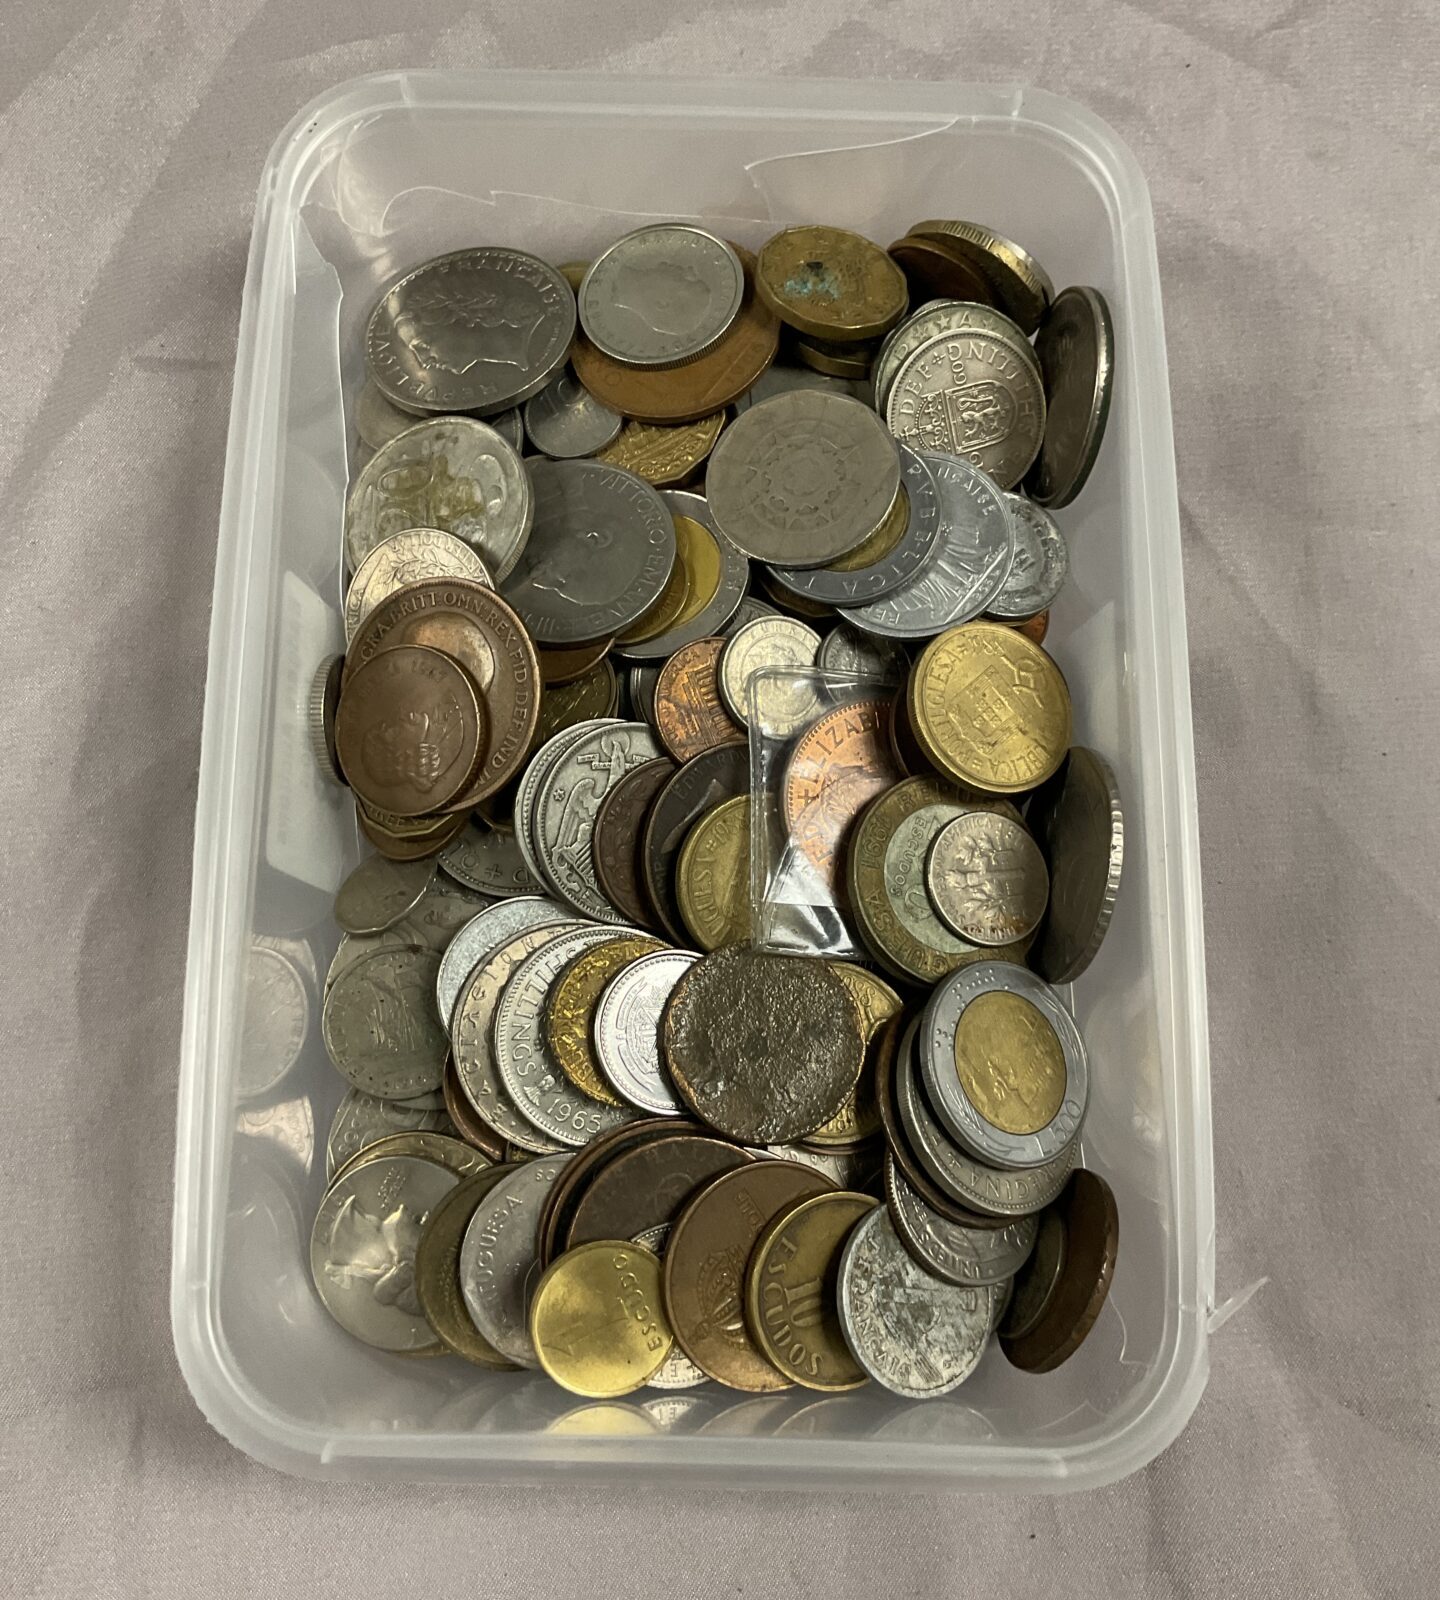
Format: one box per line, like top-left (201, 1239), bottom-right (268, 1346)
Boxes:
top-left (755, 226), bottom-right (908, 342)
top-left (987, 496), bottom-right (1068, 620)
top-left (439, 822), bottom-right (542, 899)
top-left (592, 756), bottom-right (676, 929)
top-left (593, 949), bottom-right (697, 1114)
top-left (435, 895), bottom-right (571, 1036)
top-left (513, 719), bottom-right (619, 894)
top-left (334, 855), bottom-right (436, 935)
top-left (717, 615), bottom-right (822, 733)
top-left (523, 367), bottom-right (624, 458)
top-left (926, 810), bottom-right (1049, 946)
top-left (873, 300), bottom-right (1029, 415)
top-left (816, 624), bottom-right (908, 684)
top-left (641, 745), bottom-right (749, 942)
top-left (414, 1165), bottom-right (521, 1368)
top-left (322, 946), bottom-right (447, 1100)
top-left (906, 221), bottom-right (1054, 334)
top-left (1026, 286), bottom-right (1114, 509)
top-left (546, 934), bottom-right (666, 1105)
top-left (580, 226), bottom-right (745, 368)
top-left (884, 1156), bottom-right (1037, 1286)
top-left (676, 794), bottom-right (750, 951)
top-left (308, 656), bottom-right (344, 785)
top-left (595, 413), bottom-right (726, 487)
top-left (530, 1240), bottom-right (674, 1397)
top-left (344, 527), bottom-right (492, 641)
top-left (459, 1155), bottom-right (568, 1367)
top-left (326, 1088), bottom-right (458, 1178)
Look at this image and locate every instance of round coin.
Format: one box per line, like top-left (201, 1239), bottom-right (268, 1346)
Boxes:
top-left (579, 225), bottom-right (745, 367)
top-left (873, 299), bottom-right (1028, 415)
top-left (641, 745), bottom-right (749, 942)
top-left (593, 949), bottom-right (698, 1114)
top-left (717, 615), bottom-right (822, 733)
top-left (1000, 1208), bottom-right (1066, 1340)
top-left (539, 636), bottom-right (615, 686)
top-left (528, 664), bottom-right (619, 755)
top-left (884, 1156), bottom-right (1037, 1286)
top-left (653, 636), bottom-right (745, 762)
top-left (414, 1165), bottom-right (521, 1367)
top-left (592, 756), bottom-right (677, 929)
top-left (926, 810), bottom-right (1049, 946)
top-left (354, 379), bottom-right (426, 451)
top-left (614, 493), bottom-right (749, 662)
top-left (906, 220), bottom-right (1054, 334)
top-left (806, 965), bottom-right (901, 1148)
top-left (885, 237), bottom-right (996, 314)
top-left (435, 895), bottom-right (571, 1035)
top-left (816, 624), bottom-right (908, 684)
top-left (523, 366), bottom-right (623, 458)
top-left (331, 1128), bottom-right (490, 1184)
top-left (676, 794), bottom-right (751, 951)
top-left (1025, 747), bottom-right (1124, 985)
top-left (439, 821), bottom-right (542, 899)
top-left (531, 1240), bottom-right (674, 1396)
top-left (755, 226), bottom-right (907, 341)
top-left (546, 934), bottom-right (666, 1105)
top-left (334, 855), bottom-right (436, 935)
top-left (443, 1057), bottom-right (508, 1162)
top-left (325, 1087), bottom-right (457, 1178)
top-left (566, 1133), bottom-right (752, 1250)
top-left (344, 527), bottom-right (492, 641)
top-left (628, 1224), bottom-right (711, 1389)
top-left (512, 719), bottom-right (616, 892)
top-left (459, 1155), bottom-right (568, 1367)
top-left (322, 946), bottom-right (447, 1099)
top-left (1026, 286), bottom-right (1115, 508)
top-left (308, 655), bottom-right (344, 785)
top-left (733, 363), bottom-right (867, 411)
top-left (595, 412), bottom-right (725, 487)
top-left (987, 495), bottom-right (1069, 620)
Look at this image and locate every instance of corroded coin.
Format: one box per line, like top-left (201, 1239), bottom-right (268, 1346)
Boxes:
top-left (592, 756), bottom-right (676, 928)
top-left (566, 1132), bottom-right (752, 1250)
top-left (717, 614), bottom-right (822, 734)
top-left (884, 1156), bottom-right (1037, 1286)
top-left (595, 413), bottom-right (726, 487)
top-left (926, 810), bottom-right (1049, 946)
top-left (906, 220), bottom-right (1054, 334)
top-left (414, 1165), bottom-right (521, 1368)
top-left (522, 366), bottom-right (623, 458)
top-left (593, 949), bottom-right (697, 1114)
top-left (530, 1240), bottom-right (674, 1397)
top-left (459, 1155), bottom-right (568, 1367)
top-left (806, 964), bottom-right (901, 1149)
top-left (546, 934), bottom-right (666, 1105)
top-left (987, 496), bottom-right (1068, 620)
top-left (439, 821), bottom-right (542, 898)
top-left (653, 635), bottom-right (745, 762)
top-left (334, 854), bottom-right (435, 935)
top-left (755, 226), bottom-right (908, 342)
top-left (345, 527), bottom-right (492, 641)
top-left (613, 493), bottom-right (749, 662)
top-left (580, 225), bottom-right (745, 367)
top-left (321, 945), bottom-right (447, 1099)
top-left (1026, 286), bottom-right (1114, 508)
top-left (325, 1087), bottom-right (457, 1178)
top-left (676, 794), bottom-right (751, 951)
top-left (641, 745), bottom-right (749, 942)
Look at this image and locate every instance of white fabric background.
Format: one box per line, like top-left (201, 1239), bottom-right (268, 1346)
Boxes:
top-left (2, 3), bottom-right (1438, 1595)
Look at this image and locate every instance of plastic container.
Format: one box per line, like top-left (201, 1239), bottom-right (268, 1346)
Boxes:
top-left (172, 69), bottom-right (1213, 1489)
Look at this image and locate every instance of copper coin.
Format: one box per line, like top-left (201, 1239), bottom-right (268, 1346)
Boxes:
top-left (358, 807), bottom-right (470, 861)
top-left (442, 1054), bottom-right (507, 1162)
top-left (640, 745), bottom-right (749, 942)
top-left (653, 636), bottom-right (746, 764)
top-left (539, 636), bottom-right (614, 686)
top-left (1009, 608), bottom-right (1050, 645)
top-left (593, 756), bottom-right (677, 928)
top-left (1000, 1169), bottom-right (1119, 1372)
top-left (663, 1161), bottom-right (835, 1391)
top-left (888, 682), bottom-right (934, 779)
top-left (335, 645), bottom-right (484, 817)
top-left (566, 1133), bottom-right (753, 1251)
top-left (887, 236), bottom-right (996, 307)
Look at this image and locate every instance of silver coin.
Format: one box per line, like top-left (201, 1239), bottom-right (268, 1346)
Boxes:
top-left (884, 1155), bottom-right (1037, 1286)
top-left (987, 495), bottom-right (1068, 619)
top-left (579, 225), bottom-right (744, 367)
top-left (355, 379), bottom-right (426, 451)
top-left (925, 810), bottom-right (1049, 946)
top-left (838, 453), bottom-right (1014, 639)
top-left (919, 963), bottom-right (1089, 1170)
top-left (837, 1206), bottom-right (993, 1398)
top-left (439, 821), bottom-right (542, 899)
top-left (489, 407), bottom-right (526, 453)
top-left (1026, 285), bottom-right (1114, 509)
top-left (991, 1275), bottom-right (1015, 1335)
top-left (344, 527), bottom-right (492, 642)
top-left (326, 931), bottom-right (407, 995)
top-left (881, 802), bottom-right (988, 968)
top-left (628, 666), bottom-right (662, 731)
top-left (237, 945), bottom-right (309, 1099)
top-left (366, 247), bottom-right (575, 415)
top-left (732, 364), bottom-right (868, 412)
top-left (325, 1088), bottom-right (458, 1178)
top-left (873, 300), bottom-right (1029, 416)
top-left (707, 392), bottom-right (901, 568)
top-left (721, 596), bottom-right (780, 636)
top-left (523, 367), bottom-right (623, 458)
top-left (534, 722), bottom-right (664, 922)
top-left (816, 624), bottom-right (908, 684)
top-left (307, 656), bottom-right (344, 785)
top-left (310, 1154), bottom-right (457, 1351)
top-left (333, 855), bottom-right (436, 935)
top-left (500, 459), bottom-right (676, 645)
top-left (1000, 1208), bottom-right (1067, 1338)
top-left (514, 718), bottom-right (624, 892)
top-left (388, 876), bottom-right (493, 952)
top-left (765, 1141), bottom-right (885, 1194)
top-left (592, 949), bottom-right (696, 1113)
top-left (1026, 747), bottom-right (1125, 985)
top-left (717, 615), bottom-right (822, 732)
top-left (493, 926), bottom-right (638, 1147)
top-left (767, 444), bottom-right (940, 605)
top-left (344, 416), bottom-right (534, 580)
top-left (435, 895), bottom-right (572, 1037)
top-left (459, 1155), bottom-right (567, 1367)
top-left (321, 946), bottom-right (446, 1100)
top-left (632, 1224), bottom-right (709, 1390)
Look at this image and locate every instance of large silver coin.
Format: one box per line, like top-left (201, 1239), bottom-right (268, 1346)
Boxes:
top-left (884, 1156), bottom-right (1037, 1286)
top-left (439, 821), bottom-right (543, 899)
top-left (325, 1088), bottom-right (457, 1178)
top-left (838, 453), bottom-right (1014, 639)
top-left (717, 615), bottom-right (822, 733)
top-left (1026, 285), bottom-right (1114, 509)
top-left (837, 1206), bottom-right (993, 1398)
top-left (765, 1141), bottom-right (885, 1195)
top-left (366, 247), bottom-right (575, 415)
top-left (501, 460), bottom-right (676, 645)
top-left (310, 1154), bottom-right (457, 1352)
top-left (459, 1156), bottom-right (568, 1367)
top-left (533, 721), bottom-right (665, 922)
top-left (987, 495), bottom-right (1069, 619)
top-left (578, 225), bottom-right (744, 368)
top-left (732, 364), bottom-right (868, 412)
top-left (706, 392), bottom-right (900, 568)
top-left (344, 526), bottom-right (492, 642)
top-left (344, 417), bottom-right (534, 579)
top-left (523, 367), bottom-right (623, 458)
top-left (816, 624), bottom-right (908, 684)
top-left (919, 962), bottom-right (1088, 1170)
top-left (767, 444), bottom-right (940, 606)
top-left (321, 946), bottom-right (446, 1100)
top-left (593, 949), bottom-right (696, 1114)
top-left (873, 300), bottom-right (1029, 416)
top-left (435, 895), bottom-right (572, 1037)
top-left (333, 855), bottom-right (435, 935)
top-left (925, 810), bottom-right (1049, 946)
top-left (513, 718), bottom-right (624, 892)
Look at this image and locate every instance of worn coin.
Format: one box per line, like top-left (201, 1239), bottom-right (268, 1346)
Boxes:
top-left (439, 821), bottom-right (542, 899)
top-left (459, 1155), bottom-right (568, 1367)
top-left (906, 221), bottom-right (1054, 334)
top-left (612, 539), bottom-right (692, 650)
top-left (539, 636), bottom-right (616, 686)
top-left (326, 1087), bottom-right (457, 1178)
top-left (806, 965), bottom-right (901, 1148)
top-left (653, 636), bottom-right (745, 762)
top-left (567, 1133), bottom-right (752, 1250)
top-left (443, 1057), bottom-right (508, 1162)
top-left (580, 225), bottom-right (745, 367)
top-left (593, 949), bottom-right (697, 1114)
top-left (772, 1140), bottom-right (884, 1195)
top-left (987, 496), bottom-right (1068, 620)
top-left (926, 810), bottom-right (1049, 946)
top-left (530, 1240), bottom-right (674, 1397)
top-left (592, 756), bottom-right (676, 929)
top-left (613, 493), bottom-right (749, 662)
top-left (724, 596), bottom-right (781, 634)
top-left (332, 1128), bottom-right (491, 1184)
top-left (435, 895), bottom-right (571, 1035)
top-left (321, 946), bottom-right (447, 1099)
top-left (414, 1165), bottom-right (521, 1368)
top-left (308, 655), bottom-right (345, 785)
top-left (527, 665), bottom-right (620, 762)
top-left (793, 332), bottom-right (878, 378)
top-left (344, 527), bottom-right (492, 641)
top-left (676, 794), bottom-right (751, 951)
top-left (366, 872), bottom-right (490, 953)
top-left (754, 567), bottom-right (834, 622)
top-left (354, 380), bottom-right (426, 452)
top-left (717, 615), bottom-right (822, 733)
top-left (356, 806), bottom-right (468, 862)
top-left (816, 624), bottom-right (908, 685)
top-left (334, 855), bottom-right (436, 935)
top-left (641, 745), bottom-right (749, 942)
top-left (885, 237), bottom-right (996, 315)
top-left (546, 934), bottom-right (666, 1105)
top-left (595, 412), bottom-right (726, 487)
top-left (629, 1224), bottom-right (710, 1389)
top-left (884, 1156), bottom-right (1037, 1286)
top-left (1026, 285), bottom-right (1114, 507)
top-left (887, 682), bottom-right (933, 778)
top-left (755, 226), bottom-right (907, 342)
top-left (873, 300), bottom-right (1027, 414)
top-left (523, 366), bottom-right (624, 458)
top-left (1000, 1207), bottom-right (1066, 1341)
top-left (733, 363), bottom-right (867, 411)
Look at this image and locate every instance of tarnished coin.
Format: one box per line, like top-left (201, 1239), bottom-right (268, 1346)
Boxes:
top-left (546, 934), bottom-right (666, 1105)
top-left (724, 595), bottom-right (782, 634)
top-left (592, 756), bottom-right (677, 929)
top-left (580, 225), bottom-right (745, 367)
top-left (355, 380), bottom-right (425, 451)
top-left (1000, 1169), bottom-right (1118, 1372)
top-left (887, 682), bottom-right (934, 777)
top-left (884, 1156), bottom-right (1037, 1286)
top-left (531, 1240), bottom-right (674, 1397)
top-left (653, 636), bottom-right (745, 762)
top-left (1000, 1208), bottom-right (1065, 1341)
top-left (664, 1161), bottom-right (835, 1391)
top-left (322, 946), bottom-right (447, 1100)
top-left (717, 615), bottom-right (822, 733)
top-left (663, 947), bottom-right (865, 1142)
top-left (754, 567), bottom-right (834, 622)
top-left (308, 655), bottom-right (344, 785)
top-left (365, 247), bottom-right (575, 415)
top-left (512, 719), bottom-right (615, 892)
top-left (344, 527), bottom-right (492, 641)
top-left (612, 539), bottom-right (692, 650)
top-left (746, 1190), bottom-right (875, 1390)
top-left (676, 794), bottom-right (751, 951)
top-left (926, 811), bottom-right (1049, 946)
top-left (356, 805), bottom-right (468, 862)
top-left (310, 1154), bottom-right (457, 1352)
top-left (595, 412), bottom-right (726, 487)
top-left (523, 367), bottom-right (623, 458)
top-left (459, 1155), bottom-right (568, 1367)
top-left (733, 364), bottom-right (868, 410)
top-left (539, 636), bottom-right (615, 686)
top-left (613, 494), bottom-right (749, 663)
top-left (793, 332), bottom-right (878, 378)
top-left (885, 238), bottom-right (996, 315)
top-left (364, 871), bottom-right (489, 953)
top-left (566, 1132), bottom-right (752, 1250)
top-left (707, 392), bottom-right (900, 567)
top-left (334, 855), bottom-right (436, 935)
top-left (987, 496), bottom-right (1068, 620)
top-left (593, 949), bottom-right (697, 1114)
top-left (528, 663), bottom-right (620, 756)
top-left (501, 459), bottom-right (676, 646)
top-left (326, 1087), bottom-right (457, 1178)
top-left (414, 1165), bottom-right (521, 1368)
top-left (906, 220), bottom-right (1054, 334)
top-left (443, 1057), bottom-right (508, 1162)
top-left (806, 965), bottom-right (901, 1149)
top-left (873, 300), bottom-right (1028, 415)
top-left (439, 821), bottom-right (542, 899)
top-left (755, 226), bottom-right (907, 342)
top-left (641, 745), bottom-right (749, 942)
top-left (816, 624), bottom-right (908, 685)
top-left (1025, 747), bottom-right (1124, 985)
top-left (435, 894), bottom-right (572, 1036)
top-left (836, 1206), bottom-right (992, 1398)
top-left (772, 1140), bottom-right (885, 1195)
top-left (629, 1224), bottom-right (710, 1389)
top-left (1026, 286), bottom-right (1114, 509)
top-left (332, 1128), bottom-right (491, 1184)
top-left (344, 416), bottom-right (534, 578)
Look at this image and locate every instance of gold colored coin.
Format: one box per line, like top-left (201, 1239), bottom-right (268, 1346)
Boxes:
top-left (806, 964), bottom-right (901, 1147)
top-left (661, 516), bottom-right (727, 632)
top-left (558, 261), bottom-right (590, 292)
top-left (756, 226), bottom-right (908, 342)
top-left (825, 484), bottom-right (908, 574)
top-left (530, 1240), bottom-right (674, 1397)
top-left (906, 219), bottom-right (1054, 334)
top-left (794, 334), bottom-right (878, 378)
top-left (546, 935), bottom-right (666, 1104)
top-left (908, 623), bottom-right (1071, 794)
top-left (529, 658), bottom-right (619, 750)
top-left (595, 413), bottom-right (726, 488)
top-left (953, 991), bottom-right (1066, 1135)
top-left (413, 1165), bottom-right (520, 1368)
top-left (676, 795), bottom-right (751, 951)
top-left (745, 1191), bottom-right (875, 1391)
top-left (615, 541), bottom-right (693, 646)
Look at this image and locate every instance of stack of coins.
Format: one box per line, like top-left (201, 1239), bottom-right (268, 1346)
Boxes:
top-left (306, 219), bottom-right (1124, 1398)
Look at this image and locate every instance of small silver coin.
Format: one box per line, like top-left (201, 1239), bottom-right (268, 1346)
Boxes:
top-left (717, 615), bottom-right (822, 733)
top-left (435, 895), bottom-right (572, 1037)
top-left (837, 1206), bottom-right (993, 1399)
top-left (355, 379), bottom-right (426, 452)
top-left (343, 527), bottom-right (492, 642)
top-left (500, 459), bottom-right (676, 645)
top-left (523, 367), bottom-right (624, 458)
top-left (631, 1224), bottom-right (709, 1390)
top-left (365, 247), bottom-right (576, 416)
top-left (311, 1154), bottom-right (458, 1352)
top-left (459, 1156), bottom-right (568, 1367)
top-left (325, 1088), bottom-right (458, 1178)
top-left (439, 821), bottom-right (543, 899)
top-left (333, 855), bottom-right (436, 935)
top-left (884, 1155), bottom-right (1037, 1287)
top-left (513, 718), bottom-right (623, 891)
top-left (872, 300), bottom-right (1028, 416)
top-left (1026, 285), bottom-right (1114, 509)
top-left (237, 945), bottom-right (309, 1099)
top-left (307, 656), bottom-right (344, 785)
top-left (321, 946), bottom-right (447, 1100)
top-left (592, 949), bottom-right (697, 1114)
top-left (732, 364), bottom-right (868, 411)
top-left (579, 225), bottom-right (744, 368)
top-left (816, 624), bottom-right (908, 684)
top-left (925, 810), bottom-right (1049, 946)
top-left (987, 495), bottom-right (1069, 619)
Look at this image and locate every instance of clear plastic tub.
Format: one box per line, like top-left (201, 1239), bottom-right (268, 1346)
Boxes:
top-left (172, 69), bottom-right (1213, 1489)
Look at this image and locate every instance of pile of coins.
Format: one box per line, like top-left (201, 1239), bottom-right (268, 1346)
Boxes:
top-left (306, 218), bottom-right (1124, 1402)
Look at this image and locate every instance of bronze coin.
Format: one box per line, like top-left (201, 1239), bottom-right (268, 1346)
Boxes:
top-left (1001, 1169), bottom-right (1119, 1372)
top-left (538, 636), bottom-right (614, 686)
top-left (530, 658), bottom-right (620, 753)
top-left (754, 566), bottom-right (834, 622)
top-left (653, 636), bottom-right (746, 764)
top-left (565, 1133), bottom-right (753, 1251)
top-left (358, 807), bottom-right (469, 861)
top-left (663, 1161), bottom-right (835, 1391)
top-left (442, 1055), bottom-right (507, 1162)
top-left (888, 681), bottom-right (934, 778)
top-left (593, 756), bottom-right (677, 929)
top-left (640, 745), bottom-right (749, 942)
top-left (1010, 608), bottom-right (1050, 645)
top-left (887, 235), bottom-right (996, 307)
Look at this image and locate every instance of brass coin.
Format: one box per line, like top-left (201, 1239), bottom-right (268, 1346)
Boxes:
top-left (335, 645), bottom-right (484, 817)
top-left (744, 1190), bottom-right (875, 1390)
top-left (886, 235), bottom-right (995, 307)
top-left (793, 333), bottom-right (879, 378)
top-left (653, 636), bottom-right (745, 763)
top-left (953, 991), bottom-right (1067, 1135)
top-left (664, 1160), bottom-right (835, 1390)
top-left (539, 636), bottom-right (614, 686)
top-left (614, 543), bottom-right (693, 647)
top-left (530, 1240), bottom-right (674, 1397)
top-left (595, 412), bottom-right (726, 487)
top-left (906, 219), bottom-right (1054, 334)
top-left (824, 483), bottom-right (908, 574)
top-left (566, 1133), bottom-right (753, 1251)
top-left (908, 623), bottom-right (1070, 794)
top-left (530, 658), bottom-right (620, 752)
top-left (676, 794), bottom-right (751, 951)
top-left (806, 965), bottom-right (902, 1148)
top-left (358, 807), bottom-right (469, 861)
top-left (442, 1056), bottom-right (507, 1162)
top-left (414, 1165), bottom-right (521, 1368)
top-left (330, 1129), bottom-right (491, 1185)
top-left (546, 935), bottom-right (666, 1105)
top-left (755, 226), bottom-right (908, 342)
top-left (592, 756), bottom-right (677, 930)
top-left (1008, 608), bottom-right (1050, 645)
top-left (641, 745), bottom-right (748, 942)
